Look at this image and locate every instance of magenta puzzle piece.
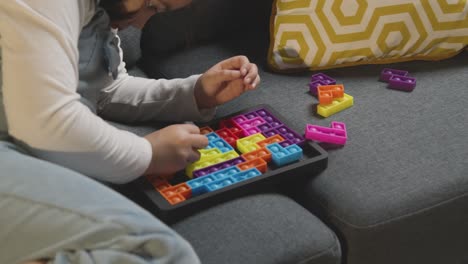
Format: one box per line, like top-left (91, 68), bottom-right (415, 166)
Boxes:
top-left (305, 121), bottom-right (347, 145)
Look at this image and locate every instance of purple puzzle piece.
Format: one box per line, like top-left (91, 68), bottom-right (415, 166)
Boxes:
top-left (310, 73), bottom-right (337, 95)
top-left (260, 113), bottom-right (282, 128)
top-left (276, 125), bottom-right (305, 145)
top-left (279, 139), bottom-right (295, 148)
top-left (192, 157), bottom-right (245, 178)
top-left (231, 114), bottom-right (247, 124)
top-left (309, 80), bottom-right (327, 96)
top-left (311, 73), bottom-right (336, 84)
top-left (243, 112), bottom-right (259, 120)
top-left (262, 128), bottom-right (279, 138)
top-left (388, 75), bottom-right (416, 91)
top-left (380, 68), bottom-right (408, 82)
top-left (257, 123), bottom-right (272, 132)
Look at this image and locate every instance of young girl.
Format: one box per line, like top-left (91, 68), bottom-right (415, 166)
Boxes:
top-left (0, 0), bottom-right (259, 263)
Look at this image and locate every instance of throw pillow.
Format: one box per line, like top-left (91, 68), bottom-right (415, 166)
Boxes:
top-left (268, 0), bottom-right (468, 71)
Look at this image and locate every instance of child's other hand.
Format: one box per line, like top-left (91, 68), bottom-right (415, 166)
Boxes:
top-left (195, 55), bottom-right (261, 109)
top-left (143, 124), bottom-right (209, 176)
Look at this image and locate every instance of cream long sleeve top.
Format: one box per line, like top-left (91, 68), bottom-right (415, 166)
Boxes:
top-left (0, 0), bottom-right (214, 183)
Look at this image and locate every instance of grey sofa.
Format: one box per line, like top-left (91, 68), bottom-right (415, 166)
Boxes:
top-left (120, 0), bottom-right (468, 263)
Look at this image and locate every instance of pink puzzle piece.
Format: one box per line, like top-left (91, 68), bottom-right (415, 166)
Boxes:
top-left (305, 121), bottom-right (347, 145)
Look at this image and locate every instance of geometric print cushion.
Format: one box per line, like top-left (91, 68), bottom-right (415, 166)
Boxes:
top-left (268, 0), bottom-right (468, 71)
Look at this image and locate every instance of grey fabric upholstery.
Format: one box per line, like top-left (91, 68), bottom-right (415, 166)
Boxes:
top-left (302, 52), bottom-right (468, 264)
top-left (141, 0), bottom-right (272, 58)
top-left (140, 31), bottom-right (468, 264)
top-left (107, 82), bottom-right (342, 264)
top-left (173, 194), bottom-right (341, 264)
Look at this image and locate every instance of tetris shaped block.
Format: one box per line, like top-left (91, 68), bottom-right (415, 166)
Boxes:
top-left (237, 157), bottom-right (268, 173)
top-left (380, 68), bottom-right (408, 82)
top-left (309, 80), bottom-right (327, 96)
top-left (186, 150), bottom-right (239, 177)
top-left (312, 73), bottom-right (336, 83)
top-left (305, 121), bottom-right (347, 145)
top-left (309, 73), bottom-right (337, 95)
top-left (317, 84), bottom-right (345, 105)
top-left (192, 156), bottom-right (245, 178)
top-left (230, 168), bottom-right (262, 182)
top-left (388, 75), bottom-right (417, 91)
top-left (242, 147), bottom-right (272, 163)
top-left (265, 143), bottom-right (303, 167)
top-left (159, 183), bottom-right (192, 205)
top-left (215, 128), bottom-right (238, 148)
top-left (208, 138), bottom-right (234, 153)
top-left (317, 93), bottom-right (354, 117)
top-left (200, 126), bottom-right (214, 135)
top-left (256, 134), bottom-right (285, 148)
top-left (236, 133), bottom-right (266, 154)
top-left (199, 148), bottom-right (222, 161)
top-left (187, 167), bottom-right (261, 195)
top-left (207, 168), bottom-right (262, 192)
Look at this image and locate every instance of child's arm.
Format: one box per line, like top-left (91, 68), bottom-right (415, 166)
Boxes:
top-left (97, 33), bottom-right (218, 123)
top-left (0, 0), bottom-right (153, 184)
top-left (98, 39), bottom-right (259, 124)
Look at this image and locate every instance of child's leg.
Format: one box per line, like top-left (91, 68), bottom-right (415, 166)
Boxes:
top-left (0, 141), bottom-right (199, 264)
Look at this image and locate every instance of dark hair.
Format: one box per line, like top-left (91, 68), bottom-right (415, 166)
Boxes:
top-left (99, 0), bottom-right (131, 20)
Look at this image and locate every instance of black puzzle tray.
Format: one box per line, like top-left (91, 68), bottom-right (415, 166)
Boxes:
top-left (131, 104), bottom-right (328, 223)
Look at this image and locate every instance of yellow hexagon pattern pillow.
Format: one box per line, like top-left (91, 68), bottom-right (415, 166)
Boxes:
top-left (268, 0), bottom-right (468, 71)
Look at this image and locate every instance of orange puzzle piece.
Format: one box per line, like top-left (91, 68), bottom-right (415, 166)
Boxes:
top-left (318, 84), bottom-right (344, 105)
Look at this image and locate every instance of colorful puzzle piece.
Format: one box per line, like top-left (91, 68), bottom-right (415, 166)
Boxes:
top-left (266, 143), bottom-right (303, 167)
top-left (317, 84), bottom-right (344, 105)
top-left (388, 75), bottom-right (417, 91)
top-left (317, 93), bottom-right (354, 118)
top-left (200, 126), bottom-right (214, 135)
top-left (148, 108), bottom-right (306, 205)
top-left (309, 73), bottom-right (337, 95)
top-left (310, 73), bottom-right (353, 117)
top-left (305, 121), bottom-right (347, 145)
top-left (380, 68), bottom-right (408, 82)
top-left (380, 68), bottom-right (416, 92)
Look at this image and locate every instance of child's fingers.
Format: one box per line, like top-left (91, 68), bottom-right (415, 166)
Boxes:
top-left (219, 56), bottom-right (250, 71)
top-left (187, 149), bottom-right (202, 163)
top-left (180, 123), bottom-right (201, 134)
top-left (243, 63), bottom-right (259, 85)
top-left (246, 75), bottom-right (261, 90)
top-left (189, 134), bottom-right (210, 149)
top-left (213, 70), bottom-right (242, 83)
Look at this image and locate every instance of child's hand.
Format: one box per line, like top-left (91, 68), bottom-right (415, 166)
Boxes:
top-left (143, 124), bottom-right (209, 175)
top-left (194, 55), bottom-right (261, 109)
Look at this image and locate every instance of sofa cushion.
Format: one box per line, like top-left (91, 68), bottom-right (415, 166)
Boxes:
top-left (141, 0), bottom-right (272, 58)
top-left (108, 122), bottom-right (342, 264)
top-left (172, 193), bottom-right (342, 264)
top-left (268, 0), bottom-right (468, 72)
top-left (142, 32), bottom-right (468, 264)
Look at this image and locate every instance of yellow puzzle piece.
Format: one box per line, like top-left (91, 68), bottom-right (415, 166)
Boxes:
top-left (317, 93), bottom-right (354, 118)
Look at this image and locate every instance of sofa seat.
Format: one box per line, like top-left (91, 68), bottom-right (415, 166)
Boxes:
top-left (108, 117), bottom-right (342, 264)
top-left (141, 32), bottom-right (468, 264)
top-left (172, 193), bottom-right (341, 264)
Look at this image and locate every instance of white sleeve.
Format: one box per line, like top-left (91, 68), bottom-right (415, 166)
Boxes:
top-left (0, 0), bottom-right (152, 184)
top-left (97, 34), bottom-right (216, 124)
